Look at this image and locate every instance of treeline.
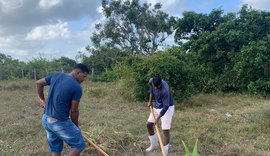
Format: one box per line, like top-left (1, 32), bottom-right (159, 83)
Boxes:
top-left (1, 0), bottom-right (270, 101)
top-left (0, 53), bottom-right (77, 80)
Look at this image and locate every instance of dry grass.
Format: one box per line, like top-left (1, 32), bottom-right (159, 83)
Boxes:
top-left (1, 80), bottom-right (270, 156)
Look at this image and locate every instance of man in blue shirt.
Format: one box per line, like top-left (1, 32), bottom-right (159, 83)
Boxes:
top-left (36, 63), bottom-right (89, 156)
top-left (146, 76), bottom-right (175, 155)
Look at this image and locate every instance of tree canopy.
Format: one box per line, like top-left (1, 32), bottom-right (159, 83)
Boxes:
top-left (91, 0), bottom-right (176, 55)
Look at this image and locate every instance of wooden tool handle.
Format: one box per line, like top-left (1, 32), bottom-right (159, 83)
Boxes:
top-left (150, 106), bottom-right (166, 156)
top-left (83, 135), bottom-right (109, 156)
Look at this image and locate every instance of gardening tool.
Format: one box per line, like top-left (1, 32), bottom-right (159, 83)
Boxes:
top-left (83, 135), bottom-right (109, 156)
top-left (150, 106), bottom-right (166, 156)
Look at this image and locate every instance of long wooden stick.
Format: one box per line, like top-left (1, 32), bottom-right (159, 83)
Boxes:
top-left (83, 135), bottom-right (109, 156)
top-left (150, 106), bottom-right (166, 156)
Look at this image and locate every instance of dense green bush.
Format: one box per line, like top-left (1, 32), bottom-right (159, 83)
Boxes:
top-left (114, 51), bottom-right (197, 102)
top-left (247, 79), bottom-right (270, 96)
top-left (112, 55), bottom-right (142, 101)
top-left (89, 70), bottom-right (117, 82)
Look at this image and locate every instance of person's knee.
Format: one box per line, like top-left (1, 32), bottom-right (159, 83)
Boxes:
top-left (73, 138), bottom-right (86, 152)
top-left (146, 122), bottom-right (154, 129)
top-left (68, 149), bottom-right (82, 156)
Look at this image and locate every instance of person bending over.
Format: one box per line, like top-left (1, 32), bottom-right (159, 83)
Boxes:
top-left (146, 75), bottom-right (175, 155)
top-left (36, 63), bottom-right (89, 156)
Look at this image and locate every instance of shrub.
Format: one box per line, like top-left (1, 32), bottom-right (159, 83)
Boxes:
top-left (134, 52), bottom-right (197, 101)
top-left (89, 70), bottom-right (117, 82)
top-left (247, 79), bottom-right (270, 96)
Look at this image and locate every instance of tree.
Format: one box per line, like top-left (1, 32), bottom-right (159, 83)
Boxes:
top-left (91, 0), bottom-right (176, 55)
top-left (83, 46), bottom-right (119, 74)
top-left (174, 5), bottom-right (270, 92)
top-left (174, 9), bottom-right (231, 44)
top-left (0, 53), bottom-right (12, 64)
top-left (233, 35), bottom-right (270, 92)
top-left (0, 53), bottom-right (24, 80)
top-left (53, 57), bottom-right (77, 72)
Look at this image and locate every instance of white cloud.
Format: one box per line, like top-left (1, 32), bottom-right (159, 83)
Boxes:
top-left (6, 49), bottom-right (34, 58)
top-left (241, 0), bottom-right (270, 10)
top-left (37, 48), bottom-right (61, 59)
top-left (25, 21), bottom-right (70, 40)
top-left (0, 0), bottom-right (24, 15)
top-left (0, 35), bottom-right (40, 50)
top-left (0, 0), bottom-right (23, 9)
top-left (0, 0), bottom-right (101, 61)
top-left (39, 0), bottom-right (62, 9)
top-left (77, 46), bottom-right (88, 53)
top-left (7, 48), bottom-right (62, 61)
top-left (97, 5), bottom-right (103, 14)
top-left (66, 17), bottom-right (104, 47)
top-left (0, 35), bottom-right (46, 61)
top-left (143, 0), bottom-right (186, 17)
top-left (147, 0), bottom-right (177, 10)
top-left (0, 0), bottom-right (100, 35)
top-left (0, 36), bottom-right (13, 47)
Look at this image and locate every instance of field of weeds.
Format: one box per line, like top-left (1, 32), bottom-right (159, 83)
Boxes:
top-left (1, 80), bottom-right (270, 156)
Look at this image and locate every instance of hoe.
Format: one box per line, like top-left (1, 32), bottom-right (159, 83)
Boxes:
top-left (83, 135), bottom-right (109, 156)
top-left (150, 106), bottom-right (166, 156)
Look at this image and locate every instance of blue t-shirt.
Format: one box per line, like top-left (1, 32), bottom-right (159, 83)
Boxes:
top-left (149, 79), bottom-right (174, 116)
top-left (44, 73), bottom-right (82, 121)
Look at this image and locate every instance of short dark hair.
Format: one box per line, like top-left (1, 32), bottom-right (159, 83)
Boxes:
top-left (152, 76), bottom-right (162, 87)
top-left (74, 63), bottom-right (89, 74)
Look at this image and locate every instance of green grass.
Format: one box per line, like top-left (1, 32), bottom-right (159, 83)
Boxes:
top-left (1, 80), bottom-right (270, 155)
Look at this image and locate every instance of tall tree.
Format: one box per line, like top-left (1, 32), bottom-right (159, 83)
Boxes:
top-left (53, 57), bottom-right (77, 72)
top-left (174, 5), bottom-right (270, 92)
top-left (83, 46), bottom-right (119, 74)
top-left (174, 9), bottom-right (230, 44)
top-left (91, 0), bottom-right (176, 55)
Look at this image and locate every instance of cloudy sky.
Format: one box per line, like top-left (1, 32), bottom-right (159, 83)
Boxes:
top-left (1, 0), bottom-right (270, 62)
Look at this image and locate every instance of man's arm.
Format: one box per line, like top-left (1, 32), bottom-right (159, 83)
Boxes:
top-left (36, 78), bottom-right (47, 108)
top-left (155, 92), bottom-right (170, 124)
top-left (70, 100), bottom-right (80, 127)
top-left (160, 92), bottom-right (170, 116)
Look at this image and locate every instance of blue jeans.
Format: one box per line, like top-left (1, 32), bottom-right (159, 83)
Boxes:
top-left (42, 114), bottom-right (86, 153)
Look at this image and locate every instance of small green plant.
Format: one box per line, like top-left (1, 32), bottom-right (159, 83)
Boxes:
top-left (182, 139), bottom-right (199, 156)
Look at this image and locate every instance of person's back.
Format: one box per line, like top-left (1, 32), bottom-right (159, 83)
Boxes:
top-left (45, 72), bottom-right (82, 121)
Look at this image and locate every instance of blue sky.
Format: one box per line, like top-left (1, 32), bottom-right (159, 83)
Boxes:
top-left (1, 0), bottom-right (270, 62)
